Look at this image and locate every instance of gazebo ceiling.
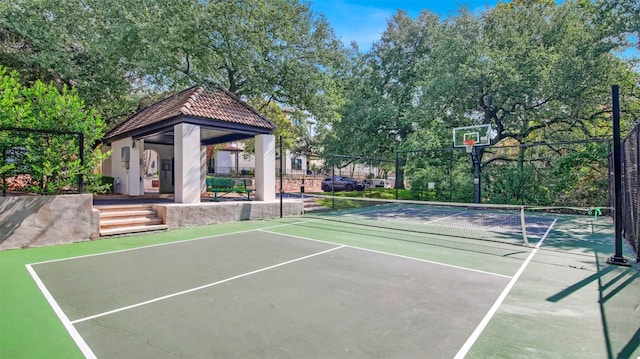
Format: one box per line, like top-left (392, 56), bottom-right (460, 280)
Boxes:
top-left (103, 84), bottom-right (276, 146)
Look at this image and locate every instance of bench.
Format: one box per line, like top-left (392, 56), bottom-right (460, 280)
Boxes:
top-left (206, 177), bottom-right (254, 201)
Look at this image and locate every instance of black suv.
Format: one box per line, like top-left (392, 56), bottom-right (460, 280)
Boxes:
top-left (321, 176), bottom-right (364, 192)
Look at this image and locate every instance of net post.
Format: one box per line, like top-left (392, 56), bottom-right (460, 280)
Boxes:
top-left (279, 136), bottom-right (283, 218)
top-left (395, 151), bottom-right (399, 200)
top-left (520, 206), bottom-right (529, 246)
top-left (331, 160), bottom-right (335, 210)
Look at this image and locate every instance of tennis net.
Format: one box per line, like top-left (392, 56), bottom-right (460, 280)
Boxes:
top-left (300, 194), bottom-right (564, 246)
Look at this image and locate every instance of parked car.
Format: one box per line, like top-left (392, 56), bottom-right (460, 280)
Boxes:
top-left (321, 176), bottom-right (364, 192)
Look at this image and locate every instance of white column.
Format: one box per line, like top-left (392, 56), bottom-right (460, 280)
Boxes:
top-left (126, 139), bottom-right (142, 196)
top-left (137, 139), bottom-right (145, 194)
top-left (200, 145), bottom-right (207, 194)
top-left (174, 123), bottom-right (201, 203)
top-left (110, 137), bottom-right (143, 196)
top-left (109, 139), bottom-right (127, 193)
top-left (255, 134), bottom-right (276, 201)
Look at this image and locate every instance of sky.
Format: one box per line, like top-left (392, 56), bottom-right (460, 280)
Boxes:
top-left (308, 0), bottom-right (638, 60)
top-left (308, 0), bottom-right (505, 51)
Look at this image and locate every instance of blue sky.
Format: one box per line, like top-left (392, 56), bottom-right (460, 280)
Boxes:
top-left (308, 0), bottom-right (638, 60)
top-left (308, 0), bottom-right (505, 51)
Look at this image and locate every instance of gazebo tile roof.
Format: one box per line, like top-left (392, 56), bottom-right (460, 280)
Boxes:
top-left (105, 84), bottom-right (275, 141)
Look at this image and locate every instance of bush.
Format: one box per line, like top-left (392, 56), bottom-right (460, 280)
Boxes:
top-left (0, 67), bottom-right (109, 194)
top-left (100, 176), bottom-right (115, 193)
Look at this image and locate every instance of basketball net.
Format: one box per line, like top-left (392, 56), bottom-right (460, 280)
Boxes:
top-left (464, 139), bottom-right (475, 153)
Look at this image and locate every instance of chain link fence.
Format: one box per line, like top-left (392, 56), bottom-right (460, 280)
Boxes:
top-left (399, 140), bottom-right (610, 207)
top-left (615, 120), bottom-right (640, 260)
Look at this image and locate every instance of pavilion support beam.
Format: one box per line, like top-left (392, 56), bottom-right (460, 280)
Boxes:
top-left (174, 123), bottom-right (201, 203)
top-left (200, 145), bottom-right (207, 195)
top-left (255, 134), bottom-right (276, 201)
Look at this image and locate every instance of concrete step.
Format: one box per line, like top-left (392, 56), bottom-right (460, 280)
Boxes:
top-left (96, 204), bottom-right (166, 237)
top-left (95, 205), bottom-right (155, 213)
top-left (99, 209), bottom-right (157, 219)
top-left (303, 200), bottom-right (329, 213)
top-left (100, 224), bottom-right (169, 237)
top-left (100, 216), bottom-right (164, 229)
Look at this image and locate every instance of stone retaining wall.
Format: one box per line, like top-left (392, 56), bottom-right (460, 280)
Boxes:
top-left (154, 200), bottom-right (303, 229)
top-left (0, 194), bottom-right (99, 250)
top-left (0, 194), bottom-right (303, 251)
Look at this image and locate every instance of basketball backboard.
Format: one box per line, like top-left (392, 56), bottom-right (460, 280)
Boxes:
top-left (453, 124), bottom-right (494, 147)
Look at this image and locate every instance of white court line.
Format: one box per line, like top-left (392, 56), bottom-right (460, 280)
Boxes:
top-left (28, 219), bottom-right (320, 267)
top-left (453, 218), bottom-right (558, 359)
top-left (26, 264), bottom-right (97, 359)
top-left (257, 229), bottom-right (512, 279)
top-left (71, 245), bottom-right (344, 324)
top-left (423, 211), bottom-right (468, 225)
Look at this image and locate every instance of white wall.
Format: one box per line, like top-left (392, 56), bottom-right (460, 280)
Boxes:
top-left (215, 151), bottom-right (232, 174)
top-left (174, 123), bottom-right (201, 203)
top-left (110, 137), bottom-right (142, 195)
top-left (101, 145), bottom-right (112, 177)
top-left (145, 143), bottom-right (175, 194)
top-left (255, 135), bottom-right (276, 201)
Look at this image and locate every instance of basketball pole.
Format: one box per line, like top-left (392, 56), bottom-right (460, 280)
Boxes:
top-left (279, 135), bottom-right (283, 218)
top-left (471, 149), bottom-right (481, 204)
top-left (607, 84), bottom-right (630, 266)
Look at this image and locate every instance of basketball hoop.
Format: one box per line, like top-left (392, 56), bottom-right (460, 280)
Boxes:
top-left (464, 139), bottom-right (475, 153)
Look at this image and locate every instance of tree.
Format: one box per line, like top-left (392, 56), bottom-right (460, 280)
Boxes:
top-left (323, 1), bottom-right (639, 203)
top-left (0, 0), bottom-right (137, 121)
top-left (420, 0), bottom-right (639, 151)
top-left (322, 10), bottom-right (442, 187)
top-left (593, 0), bottom-right (640, 50)
top-left (238, 100), bottom-right (305, 157)
top-left (0, 67), bottom-right (109, 194)
top-left (0, 0), bottom-right (349, 129)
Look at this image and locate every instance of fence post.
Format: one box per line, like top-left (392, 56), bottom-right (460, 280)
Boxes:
top-left (607, 84), bottom-right (630, 266)
top-left (78, 132), bottom-right (84, 193)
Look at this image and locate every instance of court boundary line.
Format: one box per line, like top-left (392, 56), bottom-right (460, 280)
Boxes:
top-left (423, 211), bottom-right (468, 225)
top-left (27, 219), bottom-right (320, 267)
top-left (257, 229), bottom-right (513, 279)
top-left (70, 244), bottom-right (345, 324)
top-left (453, 218), bottom-right (558, 359)
top-left (25, 264), bottom-right (97, 359)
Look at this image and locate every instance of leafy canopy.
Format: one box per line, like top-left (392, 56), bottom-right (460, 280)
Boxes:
top-left (0, 0), bottom-right (348, 130)
top-left (0, 67), bottom-right (109, 194)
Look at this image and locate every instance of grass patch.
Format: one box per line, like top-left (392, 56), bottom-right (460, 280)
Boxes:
top-left (311, 188), bottom-right (416, 200)
top-left (308, 188), bottom-right (423, 210)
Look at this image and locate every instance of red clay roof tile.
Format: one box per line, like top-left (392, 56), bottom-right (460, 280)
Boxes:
top-left (105, 84), bottom-right (275, 140)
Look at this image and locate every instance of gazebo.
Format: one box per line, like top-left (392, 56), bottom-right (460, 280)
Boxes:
top-left (101, 84), bottom-right (277, 203)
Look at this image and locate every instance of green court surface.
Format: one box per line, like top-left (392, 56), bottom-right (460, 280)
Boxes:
top-left (1, 212), bottom-right (638, 358)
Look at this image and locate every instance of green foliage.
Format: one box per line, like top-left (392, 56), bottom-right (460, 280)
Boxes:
top-left (324, 1), bottom-right (638, 204)
top-left (242, 101), bottom-right (305, 157)
top-left (0, 0), bottom-right (349, 130)
top-left (100, 176), bottom-right (115, 193)
top-left (481, 142), bottom-right (609, 206)
top-left (312, 189), bottom-right (407, 210)
top-left (483, 163), bottom-right (552, 205)
top-left (321, 10), bottom-right (441, 186)
top-left (550, 142), bottom-right (609, 206)
top-left (0, 67), bottom-right (109, 194)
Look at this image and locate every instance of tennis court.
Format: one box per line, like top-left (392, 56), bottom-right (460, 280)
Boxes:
top-left (3, 199), bottom-right (640, 358)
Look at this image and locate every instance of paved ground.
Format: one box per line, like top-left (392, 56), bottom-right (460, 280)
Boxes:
top-left (1, 212), bottom-right (638, 358)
